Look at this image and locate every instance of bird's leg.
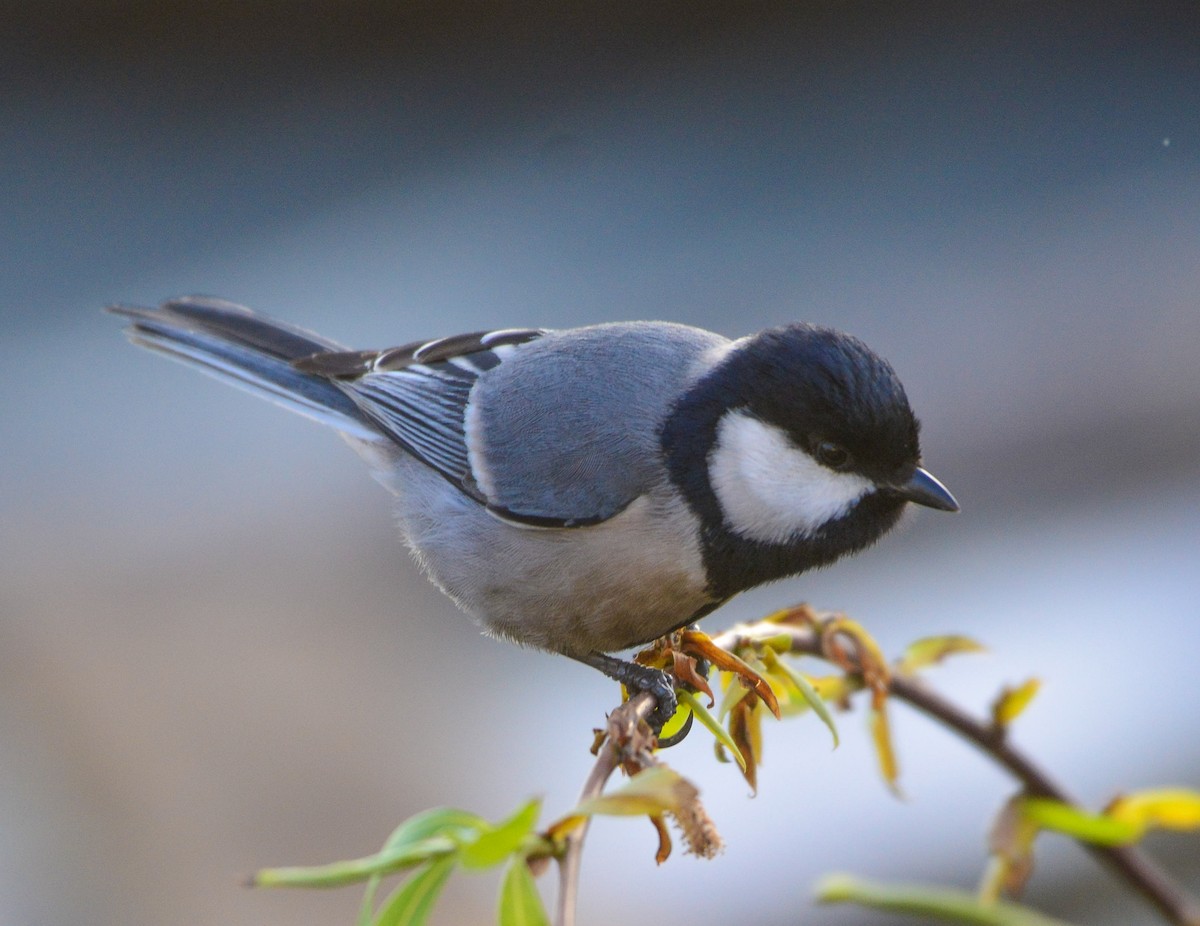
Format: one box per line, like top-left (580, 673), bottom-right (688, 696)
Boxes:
top-left (574, 651), bottom-right (678, 731)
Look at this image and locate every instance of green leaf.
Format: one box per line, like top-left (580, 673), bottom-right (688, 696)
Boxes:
top-left (677, 689), bottom-right (747, 772)
top-left (1020, 798), bottom-right (1142, 846)
top-left (570, 766), bottom-right (696, 819)
top-left (371, 855), bottom-right (456, 926)
top-left (816, 873), bottom-right (1077, 925)
top-left (460, 800), bottom-right (542, 870)
top-left (254, 836), bottom-right (457, 889)
top-left (497, 860), bottom-right (549, 926)
top-left (761, 649), bottom-right (839, 748)
top-left (715, 670), bottom-right (752, 721)
top-left (359, 809), bottom-right (488, 922)
top-left (383, 807), bottom-right (491, 847)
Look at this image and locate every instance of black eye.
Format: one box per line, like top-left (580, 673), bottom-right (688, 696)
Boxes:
top-left (815, 440), bottom-right (852, 470)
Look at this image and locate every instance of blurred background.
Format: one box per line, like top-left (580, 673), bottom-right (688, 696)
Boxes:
top-left (2, 2), bottom-right (1198, 923)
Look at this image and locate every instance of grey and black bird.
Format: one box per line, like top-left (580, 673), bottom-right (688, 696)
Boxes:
top-left (110, 297), bottom-right (959, 725)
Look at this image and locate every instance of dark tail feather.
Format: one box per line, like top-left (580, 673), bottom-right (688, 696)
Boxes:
top-left (108, 296), bottom-right (381, 441)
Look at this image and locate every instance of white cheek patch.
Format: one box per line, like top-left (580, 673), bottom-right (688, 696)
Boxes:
top-left (708, 411), bottom-right (874, 544)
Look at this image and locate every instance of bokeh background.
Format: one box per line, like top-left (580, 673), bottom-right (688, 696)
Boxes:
top-left (3, 2), bottom-right (1198, 924)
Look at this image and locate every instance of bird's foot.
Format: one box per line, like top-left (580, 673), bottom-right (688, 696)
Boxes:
top-left (574, 651), bottom-right (679, 731)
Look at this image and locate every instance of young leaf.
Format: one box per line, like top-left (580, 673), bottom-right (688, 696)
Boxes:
top-left (899, 635), bottom-right (987, 674)
top-left (1106, 788), bottom-right (1200, 832)
top-left (459, 800), bottom-right (542, 870)
top-left (808, 673), bottom-right (859, 706)
top-left (816, 873), bottom-right (1076, 925)
top-left (992, 679), bottom-right (1041, 729)
top-left (677, 689), bottom-right (747, 773)
top-left (371, 855), bottom-right (456, 926)
top-left (254, 835), bottom-right (458, 888)
top-left (497, 860), bottom-right (550, 926)
top-left (762, 648), bottom-right (839, 748)
top-left (1019, 798), bottom-right (1141, 846)
top-left (715, 670), bottom-right (752, 721)
top-left (869, 705), bottom-right (901, 796)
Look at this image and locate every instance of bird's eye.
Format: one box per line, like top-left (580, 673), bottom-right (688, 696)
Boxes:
top-left (814, 440), bottom-right (852, 470)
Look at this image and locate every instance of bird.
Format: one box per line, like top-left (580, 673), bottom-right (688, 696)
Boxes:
top-left (110, 296), bottom-right (959, 726)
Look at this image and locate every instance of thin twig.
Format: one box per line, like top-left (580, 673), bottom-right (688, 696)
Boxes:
top-left (555, 692), bottom-right (657, 926)
top-left (715, 624), bottom-right (1200, 926)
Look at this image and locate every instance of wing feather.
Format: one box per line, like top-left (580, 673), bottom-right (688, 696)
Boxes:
top-left (298, 329), bottom-right (545, 499)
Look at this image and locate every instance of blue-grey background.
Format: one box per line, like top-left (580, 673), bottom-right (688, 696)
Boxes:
top-left (2, 2), bottom-right (1198, 924)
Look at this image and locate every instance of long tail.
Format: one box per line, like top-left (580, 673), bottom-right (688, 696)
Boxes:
top-left (108, 296), bottom-right (382, 441)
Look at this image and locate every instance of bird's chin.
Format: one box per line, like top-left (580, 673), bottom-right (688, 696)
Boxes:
top-left (803, 492), bottom-right (909, 562)
top-left (700, 493), bottom-right (909, 599)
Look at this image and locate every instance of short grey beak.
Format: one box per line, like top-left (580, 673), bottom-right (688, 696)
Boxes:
top-left (898, 467), bottom-right (960, 512)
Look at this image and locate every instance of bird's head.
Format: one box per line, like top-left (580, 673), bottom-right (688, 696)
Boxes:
top-left (662, 323), bottom-right (958, 598)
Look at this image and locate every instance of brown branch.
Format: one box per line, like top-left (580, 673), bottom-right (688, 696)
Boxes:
top-left (714, 623), bottom-right (1200, 926)
top-left (555, 692), bottom-right (658, 926)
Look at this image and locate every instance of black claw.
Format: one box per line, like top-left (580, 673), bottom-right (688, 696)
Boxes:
top-left (573, 651), bottom-right (680, 731)
top-left (654, 708), bottom-right (694, 749)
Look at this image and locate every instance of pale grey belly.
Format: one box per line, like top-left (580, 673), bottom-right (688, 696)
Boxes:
top-left (375, 454), bottom-right (714, 656)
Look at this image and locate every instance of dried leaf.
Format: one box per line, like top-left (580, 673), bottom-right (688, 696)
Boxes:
top-left (672, 795), bottom-right (725, 859)
top-left (671, 650), bottom-right (715, 703)
top-left (650, 814), bottom-right (672, 864)
top-left (729, 698), bottom-right (762, 794)
top-left (983, 795), bottom-right (1041, 901)
top-left (899, 635), bottom-right (987, 674)
top-left (1106, 788), bottom-right (1200, 832)
top-left (570, 766), bottom-right (698, 820)
top-left (992, 679), bottom-right (1041, 729)
top-left (823, 617), bottom-right (891, 710)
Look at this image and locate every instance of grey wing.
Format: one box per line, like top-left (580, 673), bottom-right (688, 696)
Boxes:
top-left (468, 322), bottom-right (729, 526)
top-left (297, 321), bottom-right (727, 528)
top-left (294, 329), bottom-right (546, 502)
